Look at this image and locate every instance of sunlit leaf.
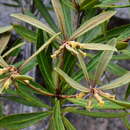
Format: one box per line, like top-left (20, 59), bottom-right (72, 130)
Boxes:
top-left (100, 71), bottom-right (130, 90)
top-left (2, 42), bottom-right (26, 58)
top-left (94, 38), bottom-right (117, 83)
top-left (0, 26), bottom-right (13, 34)
top-left (51, 0), bottom-right (67, 38)
top-left (77, 51), bottom-right (89, 81)
top-left (69, 11), bottom-right (116, 40)
top-left (0, 33), bottom-right (11, 54)
top-left (81, 43), bottom-right (117, 51)
top-left (11, 13), bottom-right (61, 40)
top-left (54, 68), bottom-right (89, 92)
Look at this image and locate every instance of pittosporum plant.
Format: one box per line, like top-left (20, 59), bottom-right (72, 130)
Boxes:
top-left (0, 0), bottom-right (130, 129)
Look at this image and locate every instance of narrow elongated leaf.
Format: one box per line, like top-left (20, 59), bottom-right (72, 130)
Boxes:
top-left (0, 33), bottom-right (11, 54)
top-left (125, 83), bottom-right (130, 100)
top-left (67, 98), bottom-right (125, 110)
top-left (94, 38), bottom-right (117, 83)
top-left (36, 29), bottom-right (54, 91)
top-left (69, 11), bottom-right (116, 40)
top-left (48, 116), bottom-right (56, 130)
top-left (61, 0), bottom-right (73, 36)
top-left (0, 111), bottom-right (51, 129)
top-left (51, 0), bottom-right (67, 38)
top-left (0, 56), bottom-right (9, 67)
top-left (107, 63), bottom-right (128, 76)
top-left (103, 97), bottom-right (130, 109)
top-left (2, 42), bottom-right (25, 58)
top-left (16, 87), bottom-right (50, 108)
top-left (95, 3), bottom-right (130, 8)
top-left (117, 27), bottom-right (130, 41)
top-left (11, 14), bottom-right (59, 38)
top-left (0, 26), bottom-right (13, 34)
top-left (4, 95), bottom-right (46, 108)
top-left (20, 59), bottom-right (37, 74)
top-left (54, 68), bottom-right (89, 92)
top-left (34, 0), bottom-right (57, 31)
top-left (77, 51), bottom-right (89, 81)
top-left (93, 24), bottom-right (130, 43)
top-left (19, 32), bottom-right (61, 71)
top-left (63, 116), bottom-right (76, 130)
top-left (100, 71), bottom-right (130, 90)
top-left (72, 52), bottom-right (101, 82)
top-left (54, 100), bottom-right (65, 130)
top-left (81, 43), bottom-right (117, 51)
top-left (80, 0), bottom-right (98, 10)
top-left (69, 109), bottom-right (127, 118)
top-left (13, 24), bottom-right (37, 43)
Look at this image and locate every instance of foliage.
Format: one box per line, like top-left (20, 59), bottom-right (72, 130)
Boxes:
top-left (0, 0), bottom-right (130, 129)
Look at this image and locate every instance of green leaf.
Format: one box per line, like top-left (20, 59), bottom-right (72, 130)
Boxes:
top-left (13, 24), bottom-right (37, 43)
top-left (94, 38), bottom-right (117, 83)
top-left (117, 27), bottom-right (130, 41)
top-left (53, 100), bottom-right (65, 130)
top-left (0, 111), bottom-right (51, 129)
top-left (72, 52), bottom-right (101, 82)
top-left (63, 116), bottom-right (76, 130)
top-left (3, 95), bottom-right (46, 108)
top-left (69, 109), bottom-right (127, 118)
top-left (19, 32), bottom-right (61, 71)
top-left (34, 0), bottom-right (57, 31)
top-left (36, 29), bottom-right (54, 91)
top-left (11, 13), bottom-right (60, 39)
top-left (100, 71), bottom-right (130, 90)
top-left (2, 42), bottom-right (25, 58)
top-left (125, 83), bottom-right (130, 100)
top-left (51, 0), bottom-right (67, 38)
top-left (107, 63), bottom-right (128, 76)
top-left (16, 86), bottom-right (50, 108)
top-left (0, 26), bottom-right (13, 34)
top-left (47, 116), bottom-right (56, 130)
top-left (0, 33), bottom-right (11, 54)
top-left (20, 59), bottom-right (38, 74)
top-left (81, 43), bottom-right (117, 51)
top-left (77, 51), bottom-right (89, 81)
top-left (69, 11), bottom-right (116, 40)
top-left (103, 97), bottom-right (130, 109)
top-left (92, 24), bottom-right (130, 43)
top-left (61, 0), bottom-right (73, 36)
top-left (80, 0), bottom-right (98, 10)
top-left (16, 80), bottom-right (54, 97)
top-left (67, 98), bottom-right (125, 110)
top-left (95, 4), bottom-right (130, 8)
top-left (54, 67), bottom-right (89, 92)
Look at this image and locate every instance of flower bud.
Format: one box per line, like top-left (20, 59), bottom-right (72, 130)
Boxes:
top-left (94, 93), bottom-right (104, 107)
top-left (76, 92), bottom-right (86, 98)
